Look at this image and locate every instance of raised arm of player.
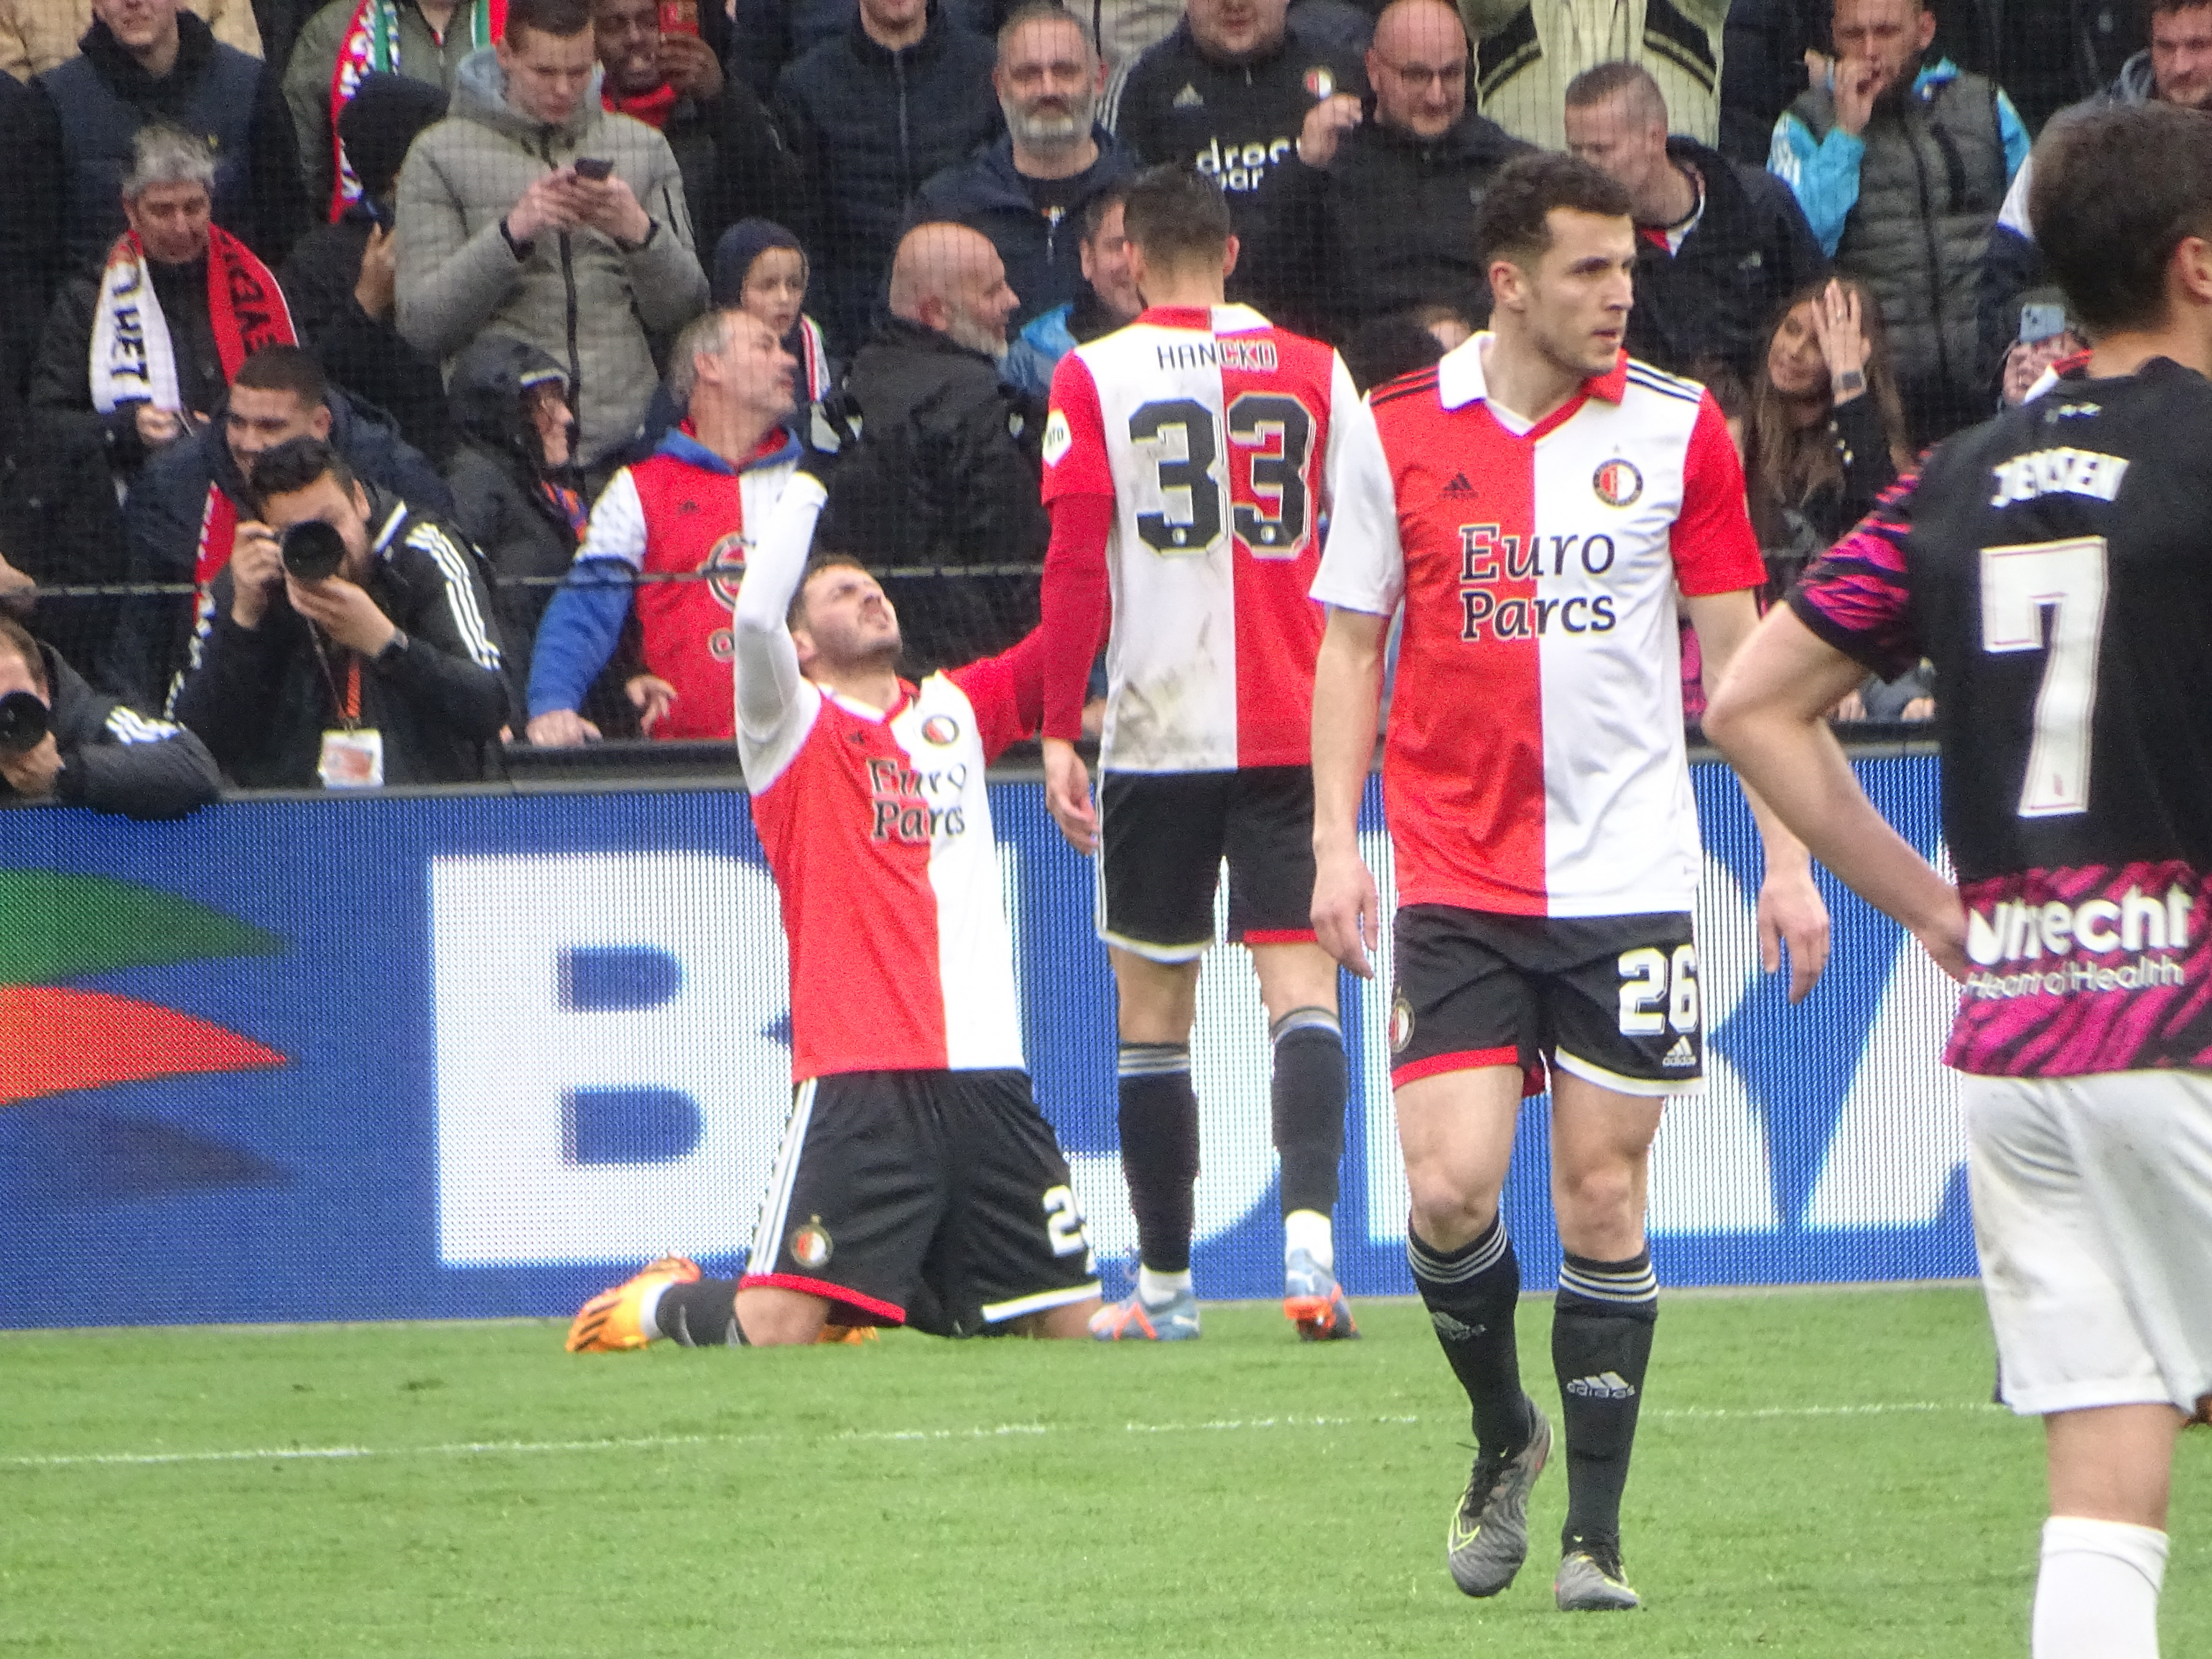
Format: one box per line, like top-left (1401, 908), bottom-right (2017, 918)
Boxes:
top-left (731, 472), bottom-right (829, 744)
top-left (949, 626), bottom-right (1048, 763)
top-left (1036, 350), bottom-right (1117, 853)
top-left (1310, 606), bottom-right (1389, 978)
top-left (1706, 480), bottom-right (1967, 983)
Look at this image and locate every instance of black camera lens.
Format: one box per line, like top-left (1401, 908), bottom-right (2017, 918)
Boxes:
top-left (0, 688), bottom-right (49, 756)
top-left (281, 519), bottom-right (347, 582)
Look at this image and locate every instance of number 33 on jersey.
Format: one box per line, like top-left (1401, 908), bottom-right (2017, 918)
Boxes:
top-left (1041, 304), bottom-right (1399, 773)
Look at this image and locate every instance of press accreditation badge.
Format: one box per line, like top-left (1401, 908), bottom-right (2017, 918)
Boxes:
top-left (319, 728), bottom-right (385, 789)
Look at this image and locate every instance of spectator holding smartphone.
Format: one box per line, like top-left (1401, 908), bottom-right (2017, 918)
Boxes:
top-left (395, 0), bottom-right (708, 480)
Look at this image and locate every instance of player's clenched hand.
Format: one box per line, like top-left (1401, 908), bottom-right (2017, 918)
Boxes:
top-left (1758, 865), bottom-right (1831, 1003)
top-left (1042, 737), bottom-right (1097, 854)
top-left (1312, 844), bottom-right (1379, 980)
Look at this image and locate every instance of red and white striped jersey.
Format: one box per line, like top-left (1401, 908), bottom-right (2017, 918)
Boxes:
top-left (1313, 338), bottom-right (1764, 916)
top-left (740, 645), bottom-right (1039, 1082)
top-left (1040, 304), bottom-right (1397, 772)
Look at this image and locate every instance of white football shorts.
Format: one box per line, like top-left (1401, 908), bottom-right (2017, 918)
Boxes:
top-left (1964, 1069), bottom-right (2212, 1416)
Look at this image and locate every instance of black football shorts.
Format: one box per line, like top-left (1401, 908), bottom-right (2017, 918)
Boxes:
top-left (1389, 905), bottom-right (1705, 1096)
top-left (1096, 765), bottom-right (1318, 961)
top-left (741, 1068), bottom-right (1100, 1336)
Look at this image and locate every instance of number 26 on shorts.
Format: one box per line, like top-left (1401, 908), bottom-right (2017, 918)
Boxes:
top-left (1618, 944), bottom-right (1699, 1036)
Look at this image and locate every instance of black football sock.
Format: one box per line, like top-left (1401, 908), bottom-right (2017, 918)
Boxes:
top-left (1118, 1041), bottom-right (1199, 1277)
top-left (1409, 1218), bottom-right (1533, 1457)
top-left (1270, 1007), bottom-right (1347, 1221)
top-left (655, 1277), bottom-right (741, 1347)
top-left (1552, 1248), bottom-right (1659, 1554)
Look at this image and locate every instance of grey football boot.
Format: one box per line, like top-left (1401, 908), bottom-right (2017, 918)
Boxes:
top-left (1446, 1400), bottom-right (1552, 1596)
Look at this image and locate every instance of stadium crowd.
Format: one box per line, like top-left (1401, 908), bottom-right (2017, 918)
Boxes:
top-left (4, 0), bottom-right (2188, 778)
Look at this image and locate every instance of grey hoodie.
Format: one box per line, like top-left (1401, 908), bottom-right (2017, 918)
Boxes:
top-left (395, 47), bottom-right (708, 468)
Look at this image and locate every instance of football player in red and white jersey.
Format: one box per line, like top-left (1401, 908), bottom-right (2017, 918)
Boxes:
top-left (1037, 164), bottom-right (1400, 1342)
top-left (1309, 153), bottom-right (1830, 1609)
top-left (566, 475), bottom-right (1103, 1351)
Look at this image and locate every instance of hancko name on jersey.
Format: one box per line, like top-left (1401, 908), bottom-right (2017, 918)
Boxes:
top-left (866, 755), bottom-right (971, 843)
top-left (1457, 522), bottom-right (1622, 641)
top-left (1153, 337), bottom-right (1280, 373)
top-left (1988, 447), bottom-right (2130, 508)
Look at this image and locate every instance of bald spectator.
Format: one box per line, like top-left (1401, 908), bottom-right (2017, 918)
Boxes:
top-left (1563, 61), bottom-right (1823, 382)
top-left (1247, 0), bottom-right (1531, 339)
top-left (1462, 0), bottom-right (1725, 151)
top-left (1112, 0), bottom-right (1366, 266)
top-left (822, 222), bottom-right (1048, 674)
top-left (771, 0), bottom-right (999, 354)
top-left (911, 3), bottom-right (1138, 333)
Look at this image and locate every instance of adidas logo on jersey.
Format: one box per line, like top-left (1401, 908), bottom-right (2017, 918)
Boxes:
top-left (1661, 1036), bottom-right (1696, 1068)
top-left (1442, 471), bottom-right (1478, 495)
top-left (1565, 1372), bottom-right (1638, 1400)
top-left (1173, 82), bottom-right (1203, 107)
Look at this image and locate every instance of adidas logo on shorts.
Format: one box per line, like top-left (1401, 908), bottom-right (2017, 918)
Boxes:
top-left (1565, 1371), bottom-right (1637, 1400)
top-left (1662, 1036), bottom-right (1696, 1068)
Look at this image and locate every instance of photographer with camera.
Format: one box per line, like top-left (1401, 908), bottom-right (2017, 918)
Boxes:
top-left (172, 436), bottom-right (509, 788)
top-left (0, 616), bottom-right (221, 820)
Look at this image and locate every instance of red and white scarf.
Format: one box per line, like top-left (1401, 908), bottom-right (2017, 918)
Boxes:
top-left (603, 80), bottom-right (679, 128)
top-left (793, 313), bottom-right (831, 404)
top-left (327, 0), bottom-right (504, 219)
top-left (89, 227), bottom-right (296, 420)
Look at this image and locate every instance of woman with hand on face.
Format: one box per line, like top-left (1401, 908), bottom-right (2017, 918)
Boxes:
top-left (1746, 275), bottom-right (1932, 720)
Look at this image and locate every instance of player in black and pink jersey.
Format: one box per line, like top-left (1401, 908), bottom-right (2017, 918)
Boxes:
top-left (566, 476), bottom-right (1102, 1351)
top-left (1709, 104), bottom-right (2212, 1659)
top-left (1037, 164), bottom-right (1400, 1343)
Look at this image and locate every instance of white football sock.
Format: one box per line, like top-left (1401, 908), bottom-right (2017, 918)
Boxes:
top-left (1283, 1209), bottom-right (1334, 1271)
top-left (2033, 1516), bottom-right (2168, 1659)
top-left (635, 1279), bottom-right (672, 1343)
top-left (1138, 1267), bottom-right (1193, 1306)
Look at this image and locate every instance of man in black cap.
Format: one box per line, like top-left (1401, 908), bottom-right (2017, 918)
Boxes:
top-left (279, 72), bottom-right (456, 463)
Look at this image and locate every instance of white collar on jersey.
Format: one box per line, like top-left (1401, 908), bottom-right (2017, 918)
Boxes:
top-left (1138, 302), bottom-right (1273, 334)
top-left (1436, 332), bottom-right (1631, 413)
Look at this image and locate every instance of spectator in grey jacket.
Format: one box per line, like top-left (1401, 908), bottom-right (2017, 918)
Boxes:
top-left (0, 616), bottom-right (222, 820)
top-left (395, 0), bottom-right (709, 475)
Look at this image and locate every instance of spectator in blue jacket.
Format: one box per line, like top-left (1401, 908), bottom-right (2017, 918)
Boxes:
top-left (1002, 181), bottom-right (1143, 398)
top-left (772, 0), bottom-right (1000, 353)
top-left (1766, 0), bottom-right (2027, 444)
top-left (910, 2), bottom-right (1138, 334)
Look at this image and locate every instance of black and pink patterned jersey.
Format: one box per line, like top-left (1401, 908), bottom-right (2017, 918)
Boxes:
top-left (1790, 358), bottom-right (2212, 1077)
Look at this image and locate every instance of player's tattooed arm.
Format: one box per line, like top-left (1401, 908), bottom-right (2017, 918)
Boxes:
top-left (1706, 602), bottom-right (1967, 985)
top-left (1310, 605), bottom-right (1389, 979)
top-left (1688, 588), bottom-right (1835, 1003)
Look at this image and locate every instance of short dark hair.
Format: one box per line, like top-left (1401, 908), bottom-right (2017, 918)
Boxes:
top-left (251, 436), bottom-right (358, 506)
top-left (232, 344), bottom-right (329, 409)
top-left (505, 0), bottom-right (593, 41)
top-left (1120, 164), bottom-right (1233, 268)
top-left (1082, 179), bottom-right (1130, 244)
top-left (788, 552), bottom-right (873, 631)
top-left (0, 615), bottom-right (46, 695)
top-left (1474, 151), bottom-right (1633, 271)
top-left (2151, 0), bottom-right (2212, 20)
top-left (1563, 60), bottom-right (1667, 126)
top-left (2032, 103), bottom-right (2212, 334)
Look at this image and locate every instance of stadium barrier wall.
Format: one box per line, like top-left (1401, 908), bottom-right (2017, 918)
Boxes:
top-left (0, 753), bottom-right (1968, 1329)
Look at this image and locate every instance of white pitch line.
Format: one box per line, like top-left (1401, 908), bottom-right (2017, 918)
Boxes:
top-left (2, 1401), bottom-right (2003, 1472)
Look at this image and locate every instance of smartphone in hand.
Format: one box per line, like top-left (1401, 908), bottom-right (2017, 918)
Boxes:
top-left (574, 157), bottom-right (614, 181)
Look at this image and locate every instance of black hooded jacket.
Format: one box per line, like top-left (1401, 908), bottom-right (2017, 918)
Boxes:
top-left (1246, 103), bottom-right (1534, 339)
top-left (443, 334), bottom-right (587, 721)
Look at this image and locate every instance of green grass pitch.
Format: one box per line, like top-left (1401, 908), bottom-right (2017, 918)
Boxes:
top-left (4, 1286), bottom-right (2207, 1657)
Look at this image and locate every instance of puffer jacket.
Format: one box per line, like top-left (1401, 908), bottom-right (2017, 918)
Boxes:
top-left (0, 0), bottom-right (260, 81)
top-left (394, 48), bottom-right (709, 469)
top-left (444, 333), bottom-right (586, 720)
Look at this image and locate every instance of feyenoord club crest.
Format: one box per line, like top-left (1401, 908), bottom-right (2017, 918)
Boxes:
top-left (1304, 66), bottom-right (1335, 99)
top-left (1592, 459), bottom-right (1643, 507)
top-left (921, 714), bottom-right (960, 746)
top-left (704, 533), bottom-right (750, 610)
top-left (1389, 995), bottom-right (1415, 1054)
top-left (790, 1218), bottom-right (834, 1270)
